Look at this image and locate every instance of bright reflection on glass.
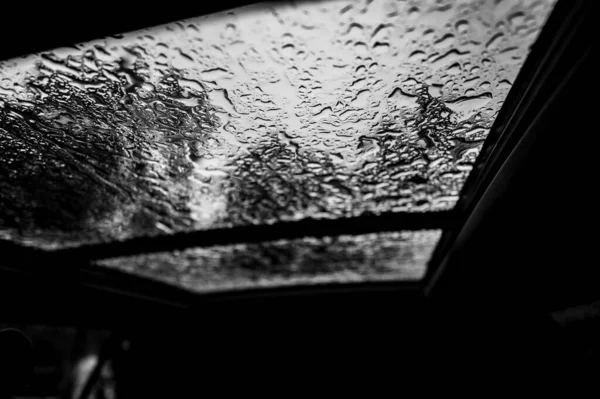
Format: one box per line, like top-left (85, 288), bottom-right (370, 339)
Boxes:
top-left (0, 0), bottom-right (555, 254)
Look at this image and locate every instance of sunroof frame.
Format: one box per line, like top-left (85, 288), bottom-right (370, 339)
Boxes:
top-left (0, 0), bottom-right (587, 323)
top-left (425, 0), bottom-right (592, 287)
top-left (425, 0), bottom-right (594, 295)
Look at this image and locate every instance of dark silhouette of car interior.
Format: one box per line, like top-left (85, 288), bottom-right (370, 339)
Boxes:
top-left (0, 0), bottom-right (598, 396)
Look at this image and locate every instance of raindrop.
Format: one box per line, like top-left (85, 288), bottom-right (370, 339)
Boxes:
top-left (497, 79), bottom-right (512, 89)
top-left (430, 49), bottom-right (470, 67)
top-left (455, 20), bottom-right (469, 33)
top-left (485, 32), bottom-right (504, 50)
top-left (351, 77), bottom-right (366, 88)
top-left (433, 33), bottom-right (455, 48)
top-left (340, 4), bottom-right (353, 14)
top-left (344, 22), bottom-right (364, 36)
top-left (428, 84), bottom-right (442, 97)
top-left (355, 65), bottom-right (367, 74)
top-left (408, 7), bottom-right (420, 20)
top-left (445, 92), bottom-right (492, 117)
top-left (463, 76), bottom-right (479, 88)
top-left (372, 42), bottom-right (390, 54)
top-left (371, 24), bottom-right (391, 40)
top-left (508, 11), bottom-right (525, 27)
top-left (352, 89), bottom-right (370, 106)
top-left (408, 50), bottom-right (426, 62)
top-left (199, 67), bottom-right (230, 82)
top-left (353, 42), bottom-right (369, 56)
top-left (312, 106), bottom-right (333, 120)
top-left (224, 23), bottom-right (237, 39)
top-left (281, 43), bottom-right (295, 58)
top-left (208, 88), bottom-right (236, 114)
top-left (446, 63), bottom-right (461, 75)
top-left (496, 46), bottom-right (521, 64)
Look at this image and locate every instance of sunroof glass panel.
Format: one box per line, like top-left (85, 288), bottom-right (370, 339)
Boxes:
top-left (97, 230), bottom-right (441, 292)
top-left (0, 0), bottom-right (555, 251)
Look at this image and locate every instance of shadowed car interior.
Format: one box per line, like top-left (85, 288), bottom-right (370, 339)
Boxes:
top-left (0, 0), bottom-right (598, 396)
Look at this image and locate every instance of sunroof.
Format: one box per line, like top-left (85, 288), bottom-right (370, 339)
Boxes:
top-left (99, 230), bottom-right (441, 292)
top-left (0, 0), bottom-right (556, 292)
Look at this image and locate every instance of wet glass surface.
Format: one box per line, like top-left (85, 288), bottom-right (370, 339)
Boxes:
top-left (0, 0), bottom-right (557, 291)
top-left (0, 0), bottom-right (556, 250)
top-left (97, 230), bottom-right (441, 292)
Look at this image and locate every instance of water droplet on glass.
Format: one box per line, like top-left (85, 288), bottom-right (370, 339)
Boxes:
top-left (455, 20), bottom-right (469, 33)
top-left (486, 32), bottom-right (504, 50)
top-left (408, 7), bottom-right (420, 20)
top-left (0, 0), bottom-right (558, 252)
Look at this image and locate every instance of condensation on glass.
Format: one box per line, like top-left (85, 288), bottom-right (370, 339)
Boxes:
top-left (97, 230), bottom-right (441, 293)
top-left (0, 0), bottom-right (555, 253)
